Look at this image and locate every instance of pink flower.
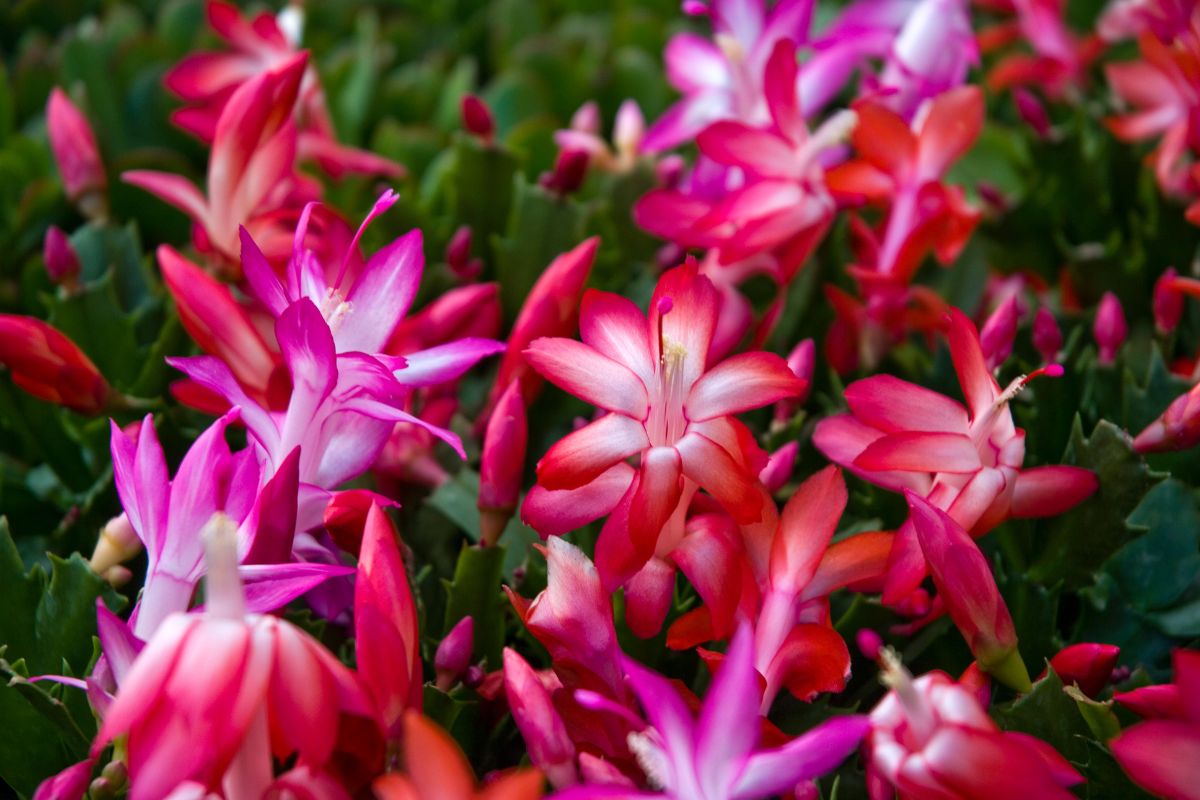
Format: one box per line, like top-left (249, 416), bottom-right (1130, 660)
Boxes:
top-left (1112, 650), bottom-right (1200, 800)
top-left (813, 308), bottom-right (1098, 606)
top-left (0, 315), bottom-right (110, 414)
top-left (555, 100), bottom-right (645, 173)
top-left (522, 262), bottom-right (804, 580)
top-left (554, 625), bottom-right (869, 800)
top-left (164, 1), bottom-right (403, 180)
top-left (46, 88), bottom-right (107, 217)
top-left (1133, 380), bottom-right (1200, 452)
top-left (641, 0), bottom-right (814, 153)
top-left (126, 53), bottom-right (311, 264)
top-left (90, 518), bottom-right (383, 799)
top-left (982, 0), bottom-right (1102, 101)
top-left (867, 649), bottom-right (1083, 800)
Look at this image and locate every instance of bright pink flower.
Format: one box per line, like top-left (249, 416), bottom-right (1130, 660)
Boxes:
top-left (638, 40), bottom-right (848, 266)
top-left (866, 649), bottom-right (1083, 800)
top-left (435, 616), bottom-right (475, 691)
top-left (91, 519), bottom-right (382, 800)
top-left (479, 381), bottom-right (528, 546)
top-left (641, 0), bottom-right (813, 152)
top-left (981, 0), bottom-right (1103, 100)
top-left (813, 308), bottom-right (1098, 606)
top-left (110, 413), bottom-right (350, 639)
top-left (503, 648), bottom-right (578, 788)
top-left (523, 262), bottom-right (803, 580)
top-left (1133, 380), bottom-right (1200, 452)
top-left (126, 53), bottom-right (310, 264)
top-left (1099, 0), bottom-right (1196, 41)
top-left (164, 1), bottom-right (402, 180)
top-left (1094, 292), bottom-right (1128, 364)
top-left (354, 503), bottom-right (422, 739)
top-left (42, 225), bottom-right (80, 285)
top-left (46, 88), bottom-right (107, 217)
top-left (1112, 650), bottom-right (1200, 800)
top-left (554, 625), bottom-right (869, 800)
top-left (905, 492), bottom-right (1030, 690)
top-left (0, 315), bottom-right (110, 414)
top-left (1047, 643), bottom-right (1120, 696)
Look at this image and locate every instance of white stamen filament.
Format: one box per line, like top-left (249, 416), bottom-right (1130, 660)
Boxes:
top-left (649, 336), bottom-right (689, 445)
top-left (879, 647), bottom-right (937, 746)
top-left (321, 287), bottom-right (353, 333)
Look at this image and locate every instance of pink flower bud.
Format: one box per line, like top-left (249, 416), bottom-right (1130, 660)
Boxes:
top-left (775, 339), bottom-right (815, 422)
top-left (43, 225), bottom-right (81, 285)
top-left (1048, 642), bottom-right (1120, 696)
top-left (478, 380), bottom-right (528, 546)
top-left (857, 628), bottom-right (883, 661)
top-left (445, 225), bottom-right (482, 282)
top-left (89, 514), bottom-right (143, 578)
top-left (461, 94), bottom-right (495, 143)
top-left (759, 441), bottom-right (798, 492)
top-left (570, 101), bottom-right (601, 135)
top-left (1014, 88), bottom-right (1052, 139)
top-left (435, 616), bottom-right (475, 691)
top-left (502, 648), bottom-right (577, 788)
top-left (539, 149), bottom-right (589, 196)
top-left (1032, 306), bottom-right (1063, 363)
top-left (1094, 292), bottom-right (1127, 365)
top-left (1134, 382), bottom-right (1200, 453)
top-left (656, 154), bottom-right (686, 188)
top-left (47, 88), bottom-right (107, 216)
top-left (0, 315), bottom-right (109, 414)
top-left (1154, 267), bottom-right (1184, 335)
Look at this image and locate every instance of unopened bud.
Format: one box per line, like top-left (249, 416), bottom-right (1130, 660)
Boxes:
top-left (1154, 267), bottom-right (1184, 335)
top-left (539, 149), bottom-right (589, 196)
top-left (461, 94), bottom-right (495, 143)
top-left (43, 226), bottom-right (81, 286)
top-left (1032, 306), bottom-right (1063, 363)
top-left (435, 616), bottom-right (475, 691)
top-left (1094, 292), bottom-right (1127, 365)
top-left (90, 514), bottom-right (142, 577)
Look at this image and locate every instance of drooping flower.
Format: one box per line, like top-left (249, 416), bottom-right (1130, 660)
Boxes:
top-left (813, 308), bottom-right (1098, 606)
top-left (522, 262), bottom-right (804, 583)
top-left (1111, 649), bottom-right (1200, 800)
top-left (866, 648), bottom-right (1083, 800)
top-left (164, 0), bottom-right (403, 179)
top-left (90, 517), bottom-right (383, 800)
top-left (553, 625), bottom-right (870, 800)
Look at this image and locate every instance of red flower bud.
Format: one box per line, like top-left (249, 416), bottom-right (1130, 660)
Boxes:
top-left (461, 94), bottom-right (495, 143)
top-left (0, 315), bottom-right (109, 414)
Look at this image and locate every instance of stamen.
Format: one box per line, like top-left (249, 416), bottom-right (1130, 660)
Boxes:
top-left (321, 287), bottom-right (353, 333)
top-left (995, 362), bottom-right (1064, 408)
top-left (879, 646), bottom-right (937, 745)
top-left (627, 731), bottom-right (669, 789)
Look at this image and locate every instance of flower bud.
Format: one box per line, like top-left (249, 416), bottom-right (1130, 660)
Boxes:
top-left (435, 616), bottom-right (475, 691)
top-left (43, 225), bottom-right (81, 286)
top-left (980, 296), bottom-right (1020, 370)
top-left (1094, 292), bottom-right (1127, 365)
top-left (47, 89), bottom-right (107, 218)
top-left (1032, 306), bottom-right (1063, 363)
top-left (0, 315), bottom-right (109, 414)
top-left (461, 94), bottom-right (495, 143)
top-left (539, 149), bottom-right (589, 196)
top-left (1013, 88), bottom-right (1052, 139)
top-left (775, 339), bottom-right (815, 422)
top-left (479, 381), bottom-right (528, 546)
top-left (1048, 642), bottom-right (1120, 696)
top-left (89, 514), bottom-right (143, 578)
top-left (1154, 267), bottom-right (1184, 335)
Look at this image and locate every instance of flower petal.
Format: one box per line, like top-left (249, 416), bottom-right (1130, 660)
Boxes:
top-left (537, 414), bottom-right (650, 491)
top-left (685, 352), bottom-right (806, 422)
top-left (526, 338), bottom-right (650, 419)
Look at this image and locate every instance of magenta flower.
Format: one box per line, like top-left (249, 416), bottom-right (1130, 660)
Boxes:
top-left (813, 308), bottom-right (1097, 605)
top-left (522, 262), bottom-right (803, 581)
top-left (46, 88), bottom-right (107, 217)
top-left (554, 625), bottom-right (869, 800)
top-left (90, 518), bottom-right (383, 799)
top-left (641, 0), bottom-right (814, 153)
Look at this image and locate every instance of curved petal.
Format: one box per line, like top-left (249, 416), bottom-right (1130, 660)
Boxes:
top-left (685, 352), bottom-right (806, 422)
top-left (521, 463), bottom-right (636, 537)
top-left (340, 229), bottom-right (423, 353)
top-left (628, 446), bottom-right (684, 560)
top-left (854, 431), bottom-right (981, 474)
top-left (770, 465), bottom-right (847, 594)
top-left (579, 290), bottom-right (653, 382)
top-left (526, 338), bottom-right (650, 419)
top-left (734, 715), bottom-right (869, 796)
top-left (844, 375), bottom-right (969, 434)
top-left (536, 414), bottom-right (650, 491)
top-left (1009, 466), bottom-right (1099, 518)
top-left (676, 432), bottom-right (763, 524)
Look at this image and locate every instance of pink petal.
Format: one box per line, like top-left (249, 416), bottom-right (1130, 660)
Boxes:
top-left (536, 413), bottom-right (650, 491)
top-left (340, 229), bottom-right (423, 353)
top-left (624, 557), bottom-right (676, 639)
top-left (854, 431), bottom-right (982, 474)
top-left (526, 337), bottom-right (650, 419)
top-left (685, 351), bottom-right (806, 422)
top-left (388, 338), bottom-right (506, 388)
top-left (947, 308), bottom-right (999, 417)
top-left (698, 122), bottom-right (797, 176)
top-left (579, 290), bottom-right (653, 382)
top-left (628, 446), bottom-right (684, 560)
top-left (770, 465), bottom-right (847, 594)
top-left (844, 375), bottom-right (969, 434)
top-left (123, 171), bottom-right (208, 225)
top-left (664, 33), bottom-right (730, 93)
top-left (671, 514), bottom-right (743, 639)
top-left (676, 432), bottom-right (762, 523)
top-left (1009, 466), bottom-right (1098, 518)
top-left (734, 715), bottom-right (869, 796)
top-left (521, 463), bottom-right (636, 537)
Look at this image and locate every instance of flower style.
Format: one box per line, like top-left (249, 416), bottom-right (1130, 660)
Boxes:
top-left (641, 0), bottom-right (814, 153)
top-left (1111, 649), bottom-right (1200, 800)
top-left (813, 308), bottom-right (1098, 606)
top-left (554, 625), bottom-right (870, 800)
top-left (866, 648), bottom-right (1083, 800)
top-left (522, 262), bottom-right (804, 579)
top-left (90, 517), bottom-right (383, 800)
